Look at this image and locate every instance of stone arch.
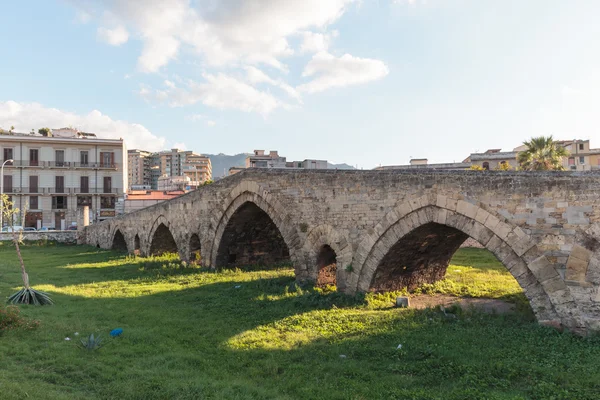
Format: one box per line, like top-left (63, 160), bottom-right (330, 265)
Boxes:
top-left (149, 222), bottom-right (178, 256)
top-left (316, 245), bottom-right (338, 287)
top-left (303, 224), bottom-right (353, 289)
top-left (134, 234), bottom-right (141, 256)
top-left (209, 189), bottom-right (300, 270)
top-left (189, 233), bottom-right (201, 263)
top-left (111, 229), bottom-right (128, 252)
top-left (350, 194), bottom-right (577, 327)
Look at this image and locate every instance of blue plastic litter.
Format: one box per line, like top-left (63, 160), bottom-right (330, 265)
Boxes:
top-left (110, 328), bottom-right (123, 337)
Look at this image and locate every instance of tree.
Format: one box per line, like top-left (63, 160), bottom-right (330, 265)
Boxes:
top-left (9, 125), bottom-right (15, 133)
top-left (1, 194), bottom-right (53, 305)
top-left (38, 127), bottom-right (52, 137)
top-left (517, 136), bottom-right (569, 171)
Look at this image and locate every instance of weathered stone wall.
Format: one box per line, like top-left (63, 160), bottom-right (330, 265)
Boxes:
top-left (0, 231), bottom-right (78, 244)
top-left (83, 169), bottom-right (600, 334)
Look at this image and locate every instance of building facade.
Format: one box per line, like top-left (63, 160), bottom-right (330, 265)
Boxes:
top-left (1, 129), bottom-right (126, 229)
top-left (244, 150), bottom-right (328, 171)
top-left (127, 149), bottom-right (152, 189)
top-left (128, 148), bottom-right (212, 190)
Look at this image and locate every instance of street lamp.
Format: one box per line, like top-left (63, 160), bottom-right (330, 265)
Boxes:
top-left (1, 159), bottom-right (14, 230)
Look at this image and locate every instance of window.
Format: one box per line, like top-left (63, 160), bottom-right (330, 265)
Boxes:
top-left (80, 151), bottom-right (89, 166)
top-left (77, 196), bottom-right (92, 207)
top-left (100, 152), bottom-right (114, 167)
top-left (30, 196), bottom-right (38, 210)
top-left (579, 143), bottom-right (584, 150)
top-left (29, 176), bottom-right (38, 193)
top-left (568, 157), bottom-right (575, 166)
top-left (55, 150), bottom-right (65, 166)
top-left (482, 162), bottom-right (490, 170)
top-left (3, 148), bottom-right (13, 164)
top-left (100, 196), bottom-right (115, 209)
top-left (52, 196), bottom-right (67, 209)
top-left (55, 176), bottom-right (65, 193)
top-left (29, 149), bottom-right (39, 166)
top-left (579, 156), bottom-right (585, 164)
top-left (3, 175), bottom-right (12, 192)
top-left (80, 176), bottom-right (89, 193)
top-left (103, 176), bottom-right (112, 193)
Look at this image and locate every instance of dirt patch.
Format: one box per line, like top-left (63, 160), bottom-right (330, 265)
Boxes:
top-left (408, 294), bottom-right (516, 314)
top-left (317, 263), bottom-right (337, 287)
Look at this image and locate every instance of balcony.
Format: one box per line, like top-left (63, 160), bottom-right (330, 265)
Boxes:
top-left (47, 161), bottom-right (72, 168)
top-left (73, 188), bottom-right (120, 194)
top-left (47, 187), bottom-right (68, 194)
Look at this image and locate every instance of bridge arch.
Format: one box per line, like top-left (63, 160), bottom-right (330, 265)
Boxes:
top-left (209, 189), bottom-right (301, 270)
top-left (189, 233), bottom-right (201, 263)
top-left (111, 229), bottom-right (128, 252)
top-left (350, 195), bottom-right (576, 326)
top-left (147, 215), bottom-right (179, 256)
top-left (304, 224), bottom-right (352, 289)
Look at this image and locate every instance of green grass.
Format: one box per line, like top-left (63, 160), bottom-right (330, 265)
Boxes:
top-left (0, 243), bottom-right (599, 399)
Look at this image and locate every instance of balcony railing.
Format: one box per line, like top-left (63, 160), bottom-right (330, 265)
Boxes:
top-left (74, 188), bottom-right (120, 194)
top-left (47, 187), bottom-right (68, 194)
top-left (47, 161), bottom-right (71, 168)
top-left (0, 161), bottom-right (121, 169)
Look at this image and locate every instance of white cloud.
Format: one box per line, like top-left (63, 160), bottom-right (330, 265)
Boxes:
top-left (140, 73), bottom-right (288, 116)
top-left (124, 74), bottom-right (132, 79)
top-left (206, 120), bottom-right (216, 127)
top-left (97, 26), bottom-right (129, 46)
top-left (68, 0), bottom-right (389, 115)
top-left (299, 31), bottom-right (338, 54)
top-left (298, 52), bottom-right (389, 93)
top-left (245, 66), bottom-right (301, 101)
top-left (0, 101), bottom-right (166, 151)
top-left (71, 0), bottom-right (355, 72)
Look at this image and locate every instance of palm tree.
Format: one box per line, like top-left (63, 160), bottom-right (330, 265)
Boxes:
top-left (517, 136), bottom-right (569, 171)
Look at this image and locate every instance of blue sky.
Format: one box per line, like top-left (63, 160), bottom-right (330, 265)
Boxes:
top-left (1, 0), bottom-right (599, 168)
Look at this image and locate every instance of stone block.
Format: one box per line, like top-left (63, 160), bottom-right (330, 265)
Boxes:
top-left (456, 200), bottom-right (478, 219)
top-left (474, 208), bottom-right (490, 225)
top-left (484, 214), bottom-right (501, 231)
top-left (528, 256), bottom-right (560, 283)
top-left (565, 256), bottom-right (589, 282)
top-left (570, 244), bottom-right (592, 262)
top-left (396, 297), bottom-right (410, 308)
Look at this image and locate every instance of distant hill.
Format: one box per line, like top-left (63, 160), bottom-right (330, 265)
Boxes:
top-left (207, 153), bottom-right (355, 179)
top-left (328, 163), bottom-right (355, 170)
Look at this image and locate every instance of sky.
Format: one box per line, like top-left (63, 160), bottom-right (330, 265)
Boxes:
top-left (1, 0), bottom-right (600, 168)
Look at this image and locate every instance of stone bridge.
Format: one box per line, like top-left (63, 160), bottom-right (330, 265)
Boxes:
top-left (83, 169), bottom-right (600, 334)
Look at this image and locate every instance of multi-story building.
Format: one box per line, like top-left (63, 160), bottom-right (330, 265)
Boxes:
top-left (182, 152), bottom-right (212, 184)
top-left (466, 149), bottom-right (520, 170)
top-left (127, 149), bottom-right (152, 189)
top-left (1, 128), bottom-right (126, 229)
top-left (245, 150), bottom-right (328, 171)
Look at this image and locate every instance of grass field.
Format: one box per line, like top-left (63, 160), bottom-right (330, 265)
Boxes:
top-left (0, 243), bottom-right (599, 399)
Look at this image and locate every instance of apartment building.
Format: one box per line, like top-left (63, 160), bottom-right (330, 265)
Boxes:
top-left (1, 129), bottom-right (126, 229)
top-left (467, 149), bottom-right (520, 170)
top-left (128, 148), bottom-right (212, 190)
top-left (127, 149), bottom-right (153, 189)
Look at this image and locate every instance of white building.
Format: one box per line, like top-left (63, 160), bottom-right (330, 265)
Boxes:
top-left (1, 129), bottom-right (126, 229)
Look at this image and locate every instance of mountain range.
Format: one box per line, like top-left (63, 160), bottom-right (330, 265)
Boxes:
top-left (206, 153), bottom-right (354, 179)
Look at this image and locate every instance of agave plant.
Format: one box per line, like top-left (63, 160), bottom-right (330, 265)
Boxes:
top-left (8, 287), bottom-right (53, 305)
top-left (2, 195), bottom-right (53, 306)
top-left (80, 333), bottom-right (103, 350)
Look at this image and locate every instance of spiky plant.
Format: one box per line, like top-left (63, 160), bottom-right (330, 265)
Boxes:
top-left (2, 195), bottom-right (53, 305)
top-left (80, 333), bottom-right (103, 350)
